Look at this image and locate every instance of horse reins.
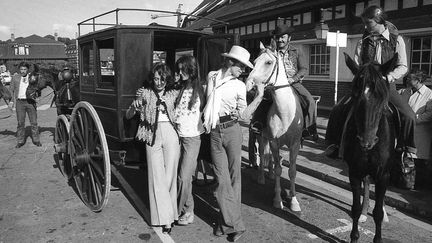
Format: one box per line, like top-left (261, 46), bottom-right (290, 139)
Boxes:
top-left (263, 49), bottom-right (292, 91)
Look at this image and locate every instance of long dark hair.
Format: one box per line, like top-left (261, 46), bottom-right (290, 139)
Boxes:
top-left (175, 56), bottom-right (204, 110)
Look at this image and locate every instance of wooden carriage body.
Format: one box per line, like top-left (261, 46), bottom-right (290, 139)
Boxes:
top-left (54, 9), bottom-right (238, 212)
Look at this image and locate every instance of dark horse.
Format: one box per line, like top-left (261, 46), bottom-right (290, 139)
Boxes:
top-left (35, 65), bottom-right (79, 114)
top-left (343, 53), bottom-right (397, 243)
top-left (0, 64), bottom-right (77, 111)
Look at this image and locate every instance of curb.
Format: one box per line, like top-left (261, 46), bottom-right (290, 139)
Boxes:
top-left (240, 122), bottom-right (432, 223)
top-left (294, 161), bottom-right (432, 223)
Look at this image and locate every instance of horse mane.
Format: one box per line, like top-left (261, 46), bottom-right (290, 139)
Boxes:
top-left (351, 62), bottom-right (389, 106)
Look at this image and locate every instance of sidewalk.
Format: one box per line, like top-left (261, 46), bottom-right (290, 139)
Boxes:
top-left (240, 115), bottom-right (432, 223)
top-left (296, 116), bottom-right (432, 223)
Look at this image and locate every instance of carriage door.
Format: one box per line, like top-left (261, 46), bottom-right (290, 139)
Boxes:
top-left (197, 34), bottom-right (239, 81)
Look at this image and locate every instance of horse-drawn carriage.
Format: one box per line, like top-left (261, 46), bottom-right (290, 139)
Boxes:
top-left (53, 8), bottom-right (238, 212)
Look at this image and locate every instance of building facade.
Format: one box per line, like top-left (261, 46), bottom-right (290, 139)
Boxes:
top-left (185, 0), bottom-right (432, 109)
top-left (0, 34), bottom-right (68, 73)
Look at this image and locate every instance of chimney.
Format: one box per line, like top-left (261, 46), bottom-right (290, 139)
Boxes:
top-left (54, 31), bottom-right (58, 41)
top-left (11, 33), bottom-right (15, 42)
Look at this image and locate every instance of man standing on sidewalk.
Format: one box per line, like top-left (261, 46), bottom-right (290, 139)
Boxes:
top-left (8, 62), bottom-right (41, 148)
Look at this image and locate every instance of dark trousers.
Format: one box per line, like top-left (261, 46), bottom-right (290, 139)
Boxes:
top-left (291, 82), bottom-right (317, 134)
top-left (210, 123), bottom-right (245, 234)
top-left (16, 99), bottom-right (39, 144)
top-left (388, 83), bottom-right (416, 153)
top-left (325, 83), bottom-right (416, 153)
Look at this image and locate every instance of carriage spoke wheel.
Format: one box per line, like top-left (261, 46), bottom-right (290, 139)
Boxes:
top-left (69, 101), bottom-right (110, 212)
top-left (54, 115), bottom-right (71, 178)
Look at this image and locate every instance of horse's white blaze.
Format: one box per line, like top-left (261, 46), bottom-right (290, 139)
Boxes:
top-left (271, 54), bottom-right (296, 136)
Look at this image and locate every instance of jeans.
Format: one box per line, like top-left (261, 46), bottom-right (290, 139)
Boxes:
top-left (292, 82), bottom-right (317, 134)
top-left (210, 122), bottom-right (245, 234)
top-left (16, 99), bottom-right (39, 144)
top-left (177, 135), bottom-right (201, 215)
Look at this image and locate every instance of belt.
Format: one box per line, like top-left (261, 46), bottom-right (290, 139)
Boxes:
top-left (17, 98), bottom-right (28, 101)
top-left (216, 119), bottom-right (237, 129)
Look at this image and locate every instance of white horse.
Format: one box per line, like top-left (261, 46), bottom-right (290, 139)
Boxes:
top-left (246, 40), bottom-right (303, 211)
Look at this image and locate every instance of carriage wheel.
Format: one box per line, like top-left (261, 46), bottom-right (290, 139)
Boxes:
top-left (54, 114), bottom-right (71, 178)
top-left (69, 101), bottom-right (110, 212)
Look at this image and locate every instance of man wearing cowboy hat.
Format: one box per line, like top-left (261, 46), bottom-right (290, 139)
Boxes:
top-left (272, 24), bottom-right (318, 140)
top-left (203, 45), bottom-right (264, 242)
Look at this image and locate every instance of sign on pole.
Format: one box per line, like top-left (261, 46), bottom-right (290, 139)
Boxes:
top-left (326, 31), bottom-right (347, 105)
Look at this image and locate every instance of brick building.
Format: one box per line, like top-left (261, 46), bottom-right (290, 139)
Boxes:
top-left (0, 34), bottom-right (68, 73)
top-left (184, 0), bottom-right (432, 110)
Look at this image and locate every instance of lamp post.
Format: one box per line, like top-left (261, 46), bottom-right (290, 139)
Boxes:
top-left (314, 8), bottom-right (346, 105)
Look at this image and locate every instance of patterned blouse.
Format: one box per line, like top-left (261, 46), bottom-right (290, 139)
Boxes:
top-left (135, 88), bottom-right (179, 146)
top-left (174, 87), bottom-right (204, 137)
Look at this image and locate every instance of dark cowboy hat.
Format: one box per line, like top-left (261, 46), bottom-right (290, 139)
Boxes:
top-left (272, 24), bottom-right (295, 37)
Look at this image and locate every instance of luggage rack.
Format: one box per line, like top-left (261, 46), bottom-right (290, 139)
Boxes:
top-left (77, 8), bottom-right (229, 36)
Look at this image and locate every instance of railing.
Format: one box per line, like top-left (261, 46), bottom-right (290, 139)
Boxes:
top-left (77, 8), bottom-right (229, 37)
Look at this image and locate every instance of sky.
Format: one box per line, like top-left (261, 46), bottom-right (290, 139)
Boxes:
top-left (0, 0), bottom-right (203, 41)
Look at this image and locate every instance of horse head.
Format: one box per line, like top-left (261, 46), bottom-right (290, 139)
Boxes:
top-left (345, 53), bottom-right (397, 150)
top-left (246, 39), bottom-right (280, 92)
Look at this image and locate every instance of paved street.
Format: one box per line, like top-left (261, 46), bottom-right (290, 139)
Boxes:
top-left (1, 106), bottom-right (432, 243)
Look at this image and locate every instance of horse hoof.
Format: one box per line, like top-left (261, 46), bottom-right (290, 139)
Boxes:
top-left (383, 206), bottom-right (389, 223)
top-left (290, 197), bottom-right (301, 212)
top-left (359, 214), bottom-right (367, 223)
top-left (273, 201), bottom-right (284, 209)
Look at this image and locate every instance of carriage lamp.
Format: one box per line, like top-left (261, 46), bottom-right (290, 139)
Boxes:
top-left (314, 8), bottom-right (342, 40)
top-left (314, 19), bottom-right (329, 40)
top-left (61, 69), bottom-right (74, 103)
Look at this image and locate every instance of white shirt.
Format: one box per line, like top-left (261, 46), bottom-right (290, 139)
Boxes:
top-left (409, 85), bottom-right (432, 113)
top-left (400, 85), bottom-right (432, 123)
top-left (0, 71), bottom-right (11, 84)
top-left (217, 79), bottom-right (247, 118)
top-left (18, 75), bottom-right (29, 99)
top-left (354, 28), bottom-right (408, 82)
top-left (174, 87), bottom-right (205, 137)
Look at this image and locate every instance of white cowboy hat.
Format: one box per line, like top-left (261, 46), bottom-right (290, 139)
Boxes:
top-left (221, 45), bottom-right (254, 69)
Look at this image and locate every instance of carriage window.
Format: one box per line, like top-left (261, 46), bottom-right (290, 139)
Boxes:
top-left (309, 44), bottom-right (330, 76)
top-left (153, 51), bottom-right (167, 64)
top-left (97, 38), bottom-right (115, 88)
top-left (81, 43), bottom-right (94, 86)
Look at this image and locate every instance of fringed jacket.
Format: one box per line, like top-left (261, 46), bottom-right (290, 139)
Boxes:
top-left (134, 88), bottom-right (179, 146)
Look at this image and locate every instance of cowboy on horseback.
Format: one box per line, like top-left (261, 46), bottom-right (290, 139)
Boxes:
top-left (250, 25), bottom-right (318, 141)
top-left (325, 5), bottom-right (416, 165)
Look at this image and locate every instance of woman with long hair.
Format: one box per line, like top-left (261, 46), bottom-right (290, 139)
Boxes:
top-left (173, 55), bottom-right (205, 226)
top-left (126, 63), bottom-right (180, 234)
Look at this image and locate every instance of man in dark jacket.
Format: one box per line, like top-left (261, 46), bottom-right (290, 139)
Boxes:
top-left (9, 62), bottom-right (41, 148)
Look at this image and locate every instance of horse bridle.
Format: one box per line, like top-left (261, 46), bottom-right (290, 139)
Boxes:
top-left (262, 49), bottom-right (292, 91)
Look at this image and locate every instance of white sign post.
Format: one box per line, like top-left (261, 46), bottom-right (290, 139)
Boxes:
top-left (326, 31), bottom-right (347, 105)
